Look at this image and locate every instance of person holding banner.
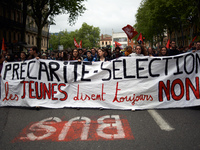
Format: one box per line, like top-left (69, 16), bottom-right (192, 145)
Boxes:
top-left (95, 49), bottom-right (109, 61)
top-left (188, 41), bottom-right (200, 52)
top-left (83, 50), bottom-right (96, 62)
top-left (70, 48), bottom-right (82, 62)
top-left (193, 41), bottom-right (200, 51)
top-left (20, 52), bottom-right (27, 61)
top-left (147, 47), bottom-right (155, 56)
top-left (128, 45), bottom-right (147, 57)
top-left (91, 48), bottom-right (97, 60)
top-left (0, 54), bottom-right (4, 99)
top-left (159, 46), bottom-right (168, 56)
top-left (168, 41), bottom-right (180, 56)
top-left (27, 46), bottom-right (39, 60)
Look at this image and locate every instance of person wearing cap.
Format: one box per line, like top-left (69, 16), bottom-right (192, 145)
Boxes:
top-left (83, 50), bottom-right (96, 61)
top-left (41, 53), bottom-right (48, 59)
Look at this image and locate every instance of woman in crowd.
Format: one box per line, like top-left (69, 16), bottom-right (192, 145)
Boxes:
top-left (147, 47), bottom-right (154, 56)
top-left (5, 53), bottom-right (14, 62)
top-left (70, 48), bottom-right (82, 61)
top-left (159, 46), bottom-right (168, 56)
top-left (96, 49), bottom-right (109, 61)
top-left (129, 45), bottom-right (147, 57)
top-left (61, 51), bottom-right (69, 61)
top-left (20, 52), bottom-right (27, 61)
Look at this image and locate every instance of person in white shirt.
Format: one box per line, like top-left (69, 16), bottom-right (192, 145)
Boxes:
top-left (129, 45), bottom-right (147, 57)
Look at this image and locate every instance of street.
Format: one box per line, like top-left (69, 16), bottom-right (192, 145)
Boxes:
top-left (0, 106), bottom-right (200, 150)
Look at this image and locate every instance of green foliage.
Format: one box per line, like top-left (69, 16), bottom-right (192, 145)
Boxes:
top-left (78, 23), bottom-right (100, 48)
top-left (49, 22), bottom-right (100, 49)
top-left (134, 0), bottom-right (200, 45)
top-left (26, 0), bottom-right (86, 52)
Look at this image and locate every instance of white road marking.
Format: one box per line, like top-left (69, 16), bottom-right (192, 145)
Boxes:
top-left (148, 109), bottom-right (175, 131)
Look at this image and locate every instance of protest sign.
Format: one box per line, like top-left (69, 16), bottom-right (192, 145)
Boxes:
top-left (1, 52), bottom-right (200, 110)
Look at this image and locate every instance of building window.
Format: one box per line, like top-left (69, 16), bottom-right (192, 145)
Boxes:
top-left (17, 12), bottom-right (20, 22)
top-left (13, 11), bottom-right (16, 21)
top-left (113, 38), bottom-right (127, 42)
top-left (14, 32), bottom-right (16, 40)
top-left (106, 42), bottom-right (107, 45)
top-left (8, 10), bottom-right (11, 19)
top-left (102, 41), bottom-right (104, 45)
top-left (28, 35), bottom-right (30, 44)
top-left (32, 36), bottom-right (34, 45)
top-left (27, 17), bottom-right (29, 27)
top-left (18, 33), bottom-right (20, 41)
top-left (9, 31), bottom-right (11, 43)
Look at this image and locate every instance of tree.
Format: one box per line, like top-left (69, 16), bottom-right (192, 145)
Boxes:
top-left (49, 22), bottom-right (100, 49)
top-left (28, 0), bottom-right (86, 52)
top-left (134, 0), bottom-right (200, 46)
top-left (77, 22), bottom-right (100, 48)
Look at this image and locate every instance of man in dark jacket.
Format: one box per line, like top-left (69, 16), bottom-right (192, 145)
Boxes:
top-left (168, 41), bottom-right (180, 56)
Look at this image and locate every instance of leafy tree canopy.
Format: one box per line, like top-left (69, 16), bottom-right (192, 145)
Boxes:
top-left (49, 22), bottom-right (100, 50)
top-left (25, 0), bottom-right (87, 52)
top-left (134, 0), bottom-right (200, 45)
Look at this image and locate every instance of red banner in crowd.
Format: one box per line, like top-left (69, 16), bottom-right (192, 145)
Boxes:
top-left (74, 37), bottom-right (80, 48)
top-left (189, 36), bottom-right (197, 49)
top-left (137, 33), bottom-right (143, 44)
top-left (122, 25), bottom-right (138, 39)
top-left (115, 41), bottom-right (122, 47)
top-left (1, 38), bottom-right (6, 51)
top-left (79, 40), bottom-right (82, 48)
top-left (166, 39), bottom-right (170, 49)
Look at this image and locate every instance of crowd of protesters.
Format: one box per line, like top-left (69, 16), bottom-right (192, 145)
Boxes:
top-left (0, 40), bottom-right (200, 73)
top-left (0, 41), bottom-right (199, 108)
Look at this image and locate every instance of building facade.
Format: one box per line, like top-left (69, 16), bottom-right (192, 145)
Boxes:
top-left (112, 32), bottom-right (127, 51)
top-left (99, 34), bottom-right (112, 49)
top-left (112, 31), bottom-right (138, 51)
top-left (0, 0), bottom-right (49, 54)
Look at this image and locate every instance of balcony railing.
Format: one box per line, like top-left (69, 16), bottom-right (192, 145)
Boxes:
top-left (0, 16), bottom-right (23, 29)
top-left (26, 25), bottom-right (49, 37)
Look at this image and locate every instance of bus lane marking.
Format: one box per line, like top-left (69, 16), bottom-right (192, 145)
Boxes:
top-left (148, 109), bottom-right (175, 131)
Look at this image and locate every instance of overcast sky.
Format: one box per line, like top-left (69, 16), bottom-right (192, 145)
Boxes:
top-left (50, 0), bottom-right (142, 35)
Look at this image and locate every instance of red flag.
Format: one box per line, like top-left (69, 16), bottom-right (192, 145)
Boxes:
top-left (122, 24), bottom-right (138, 39)
top-left (189, 36), bottom-right (197, 49)
top-left (115, 41), bottom-right (122, 47)
top-left (79, 40), bottom-right (82, 48)
top-left (1, 38), bottom-right (6, 51)
top-left (166, 39), bottom-right (170, 49)
top-left (137, 33), bottom-right (143, 44)
top-left (74, 37), bottom-right (79, 48)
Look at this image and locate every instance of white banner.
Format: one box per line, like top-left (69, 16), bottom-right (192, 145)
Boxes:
top-left (1, 51), bottom-right (200, 110)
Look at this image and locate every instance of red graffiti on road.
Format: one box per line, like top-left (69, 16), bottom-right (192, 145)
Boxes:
top-left (12, 115), bottom-right (134, 142)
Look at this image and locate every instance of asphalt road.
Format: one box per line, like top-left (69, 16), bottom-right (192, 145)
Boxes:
top-left (0, 106), bottom-right (200, 150)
